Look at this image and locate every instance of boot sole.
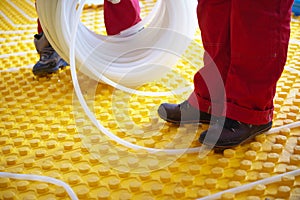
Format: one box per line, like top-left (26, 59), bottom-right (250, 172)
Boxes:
top-left (33, 61), bottom-right (68, 77)
top-left (160, 116), bottom-right (212, 125)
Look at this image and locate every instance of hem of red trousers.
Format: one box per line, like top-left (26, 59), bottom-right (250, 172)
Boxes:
top-left (188, 91), bottom-right (273, 125)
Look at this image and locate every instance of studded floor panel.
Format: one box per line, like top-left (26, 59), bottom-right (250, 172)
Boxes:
top-left (1, 1), bottom-right (300, 199)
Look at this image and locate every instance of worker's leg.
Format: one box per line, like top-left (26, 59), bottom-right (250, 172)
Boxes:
top-left (188, 0), bottom-right (231, 116)
top-left (225, 0), bottom-right (294, 125)
top-left (104, 0), bottom-right (141, 35)
top-left (199, 0), bottom-right (294, 148)
top-left (36, 1), bottom-right (141, 35)
top-left (37, 19), bottom-right (42, 34)
top-left (36, 1), bottom-right (42, 33)
top-left (157, 0), bottom-right (231, 124)
top-left (33, 1), bottom-right (67, 76)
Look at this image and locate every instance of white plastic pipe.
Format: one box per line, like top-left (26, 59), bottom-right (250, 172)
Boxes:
top-left (36, 0), bottom-right (199, 88)
top-left (0, 172), bottom-right (78, 200)
top-left (197, 169), bottom-right (300, 200)
top-left (68, 0), bottom-right (196, 154)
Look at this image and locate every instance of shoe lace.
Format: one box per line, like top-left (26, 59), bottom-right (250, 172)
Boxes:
top-left (40, 46), bottom-right (55, 62)
top-left (224, 118), bottom-right (242, 133)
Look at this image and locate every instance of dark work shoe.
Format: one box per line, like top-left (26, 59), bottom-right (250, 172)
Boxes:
top-left (32, 47), bottom-right (68, 76)
top-left (32, 33), bottom-right (68, 76)
top-left (157, 100), bottom-right (213, 124)
top-left (199, 117), bottom-right (272, 148)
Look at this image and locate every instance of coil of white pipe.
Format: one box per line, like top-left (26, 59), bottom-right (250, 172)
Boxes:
top-left (36, 0), bottom-right (198, 88)
top-left (36, 0), bottom-right (205, 155)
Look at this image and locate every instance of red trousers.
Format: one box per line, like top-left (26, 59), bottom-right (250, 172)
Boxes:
top-left (37, 0), bottom-right (141, 35)
top-left (188, 0), bottom-right (294, 125)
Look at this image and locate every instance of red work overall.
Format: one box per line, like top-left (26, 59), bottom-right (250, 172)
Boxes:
top-left (188, 0), bottom-right (294, 125)
top-left (37, 0), bottom-right (141, 35)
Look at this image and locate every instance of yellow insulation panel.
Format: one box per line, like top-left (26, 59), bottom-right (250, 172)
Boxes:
top-left (1, 0), bottom-right (300, 199)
